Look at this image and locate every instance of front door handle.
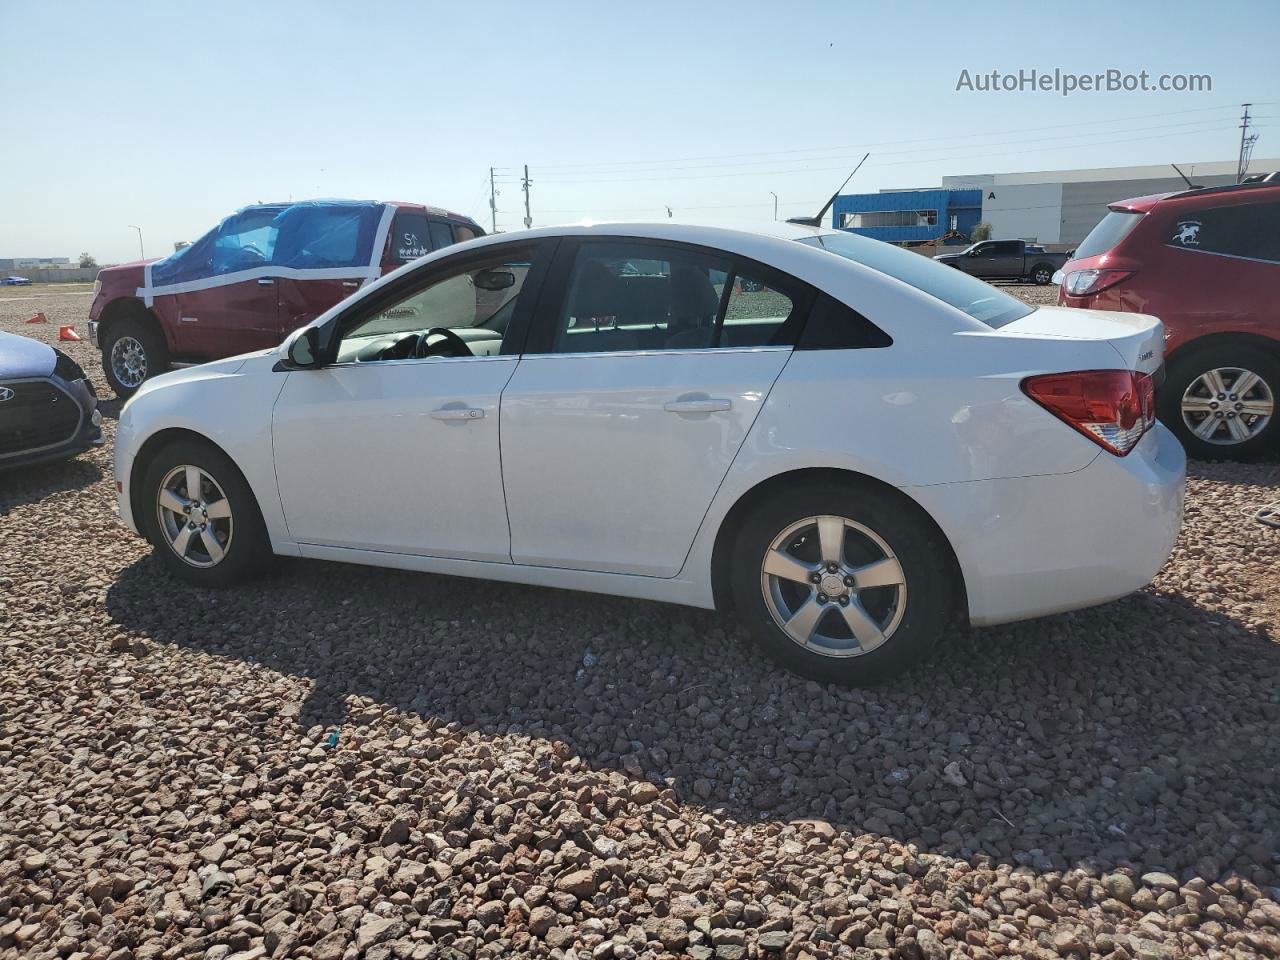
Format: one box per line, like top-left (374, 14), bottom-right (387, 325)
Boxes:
top-left (664, 396), bottom-right (732, 414)
top-left (257, 278), bottom-right (274, 286)
top-left (430, 406), bottom-right (485, 421)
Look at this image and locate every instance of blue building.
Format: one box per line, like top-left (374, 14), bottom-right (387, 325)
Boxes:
top-left (830, 188), bottom-right (982, 245)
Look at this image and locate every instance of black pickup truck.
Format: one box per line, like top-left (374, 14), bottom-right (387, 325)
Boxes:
top-left (933, 239), bottom-right (1070, 285)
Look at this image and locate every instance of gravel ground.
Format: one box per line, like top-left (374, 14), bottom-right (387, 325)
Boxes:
top-left (2, 287), bottom-right (1280, 960)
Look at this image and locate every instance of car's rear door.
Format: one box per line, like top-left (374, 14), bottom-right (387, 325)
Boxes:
top-left (499, 237), bottom-right (809, 577)
top-left (978, 240), bottom-right (1023, 278)
top-left (273, 204), bottom-right (391, 342)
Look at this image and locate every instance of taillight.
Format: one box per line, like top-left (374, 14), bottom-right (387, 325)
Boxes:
top-left (1063, 269), bottom-right (1133, 297)
top-left (1022, 370), bottom-right (1156, 456)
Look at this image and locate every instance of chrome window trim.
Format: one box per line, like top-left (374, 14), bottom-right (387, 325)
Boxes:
top-left (1165, 245), bottom-right (1280, 267)
top-left (0, 376), bottom-right (84, 460)
top-left (324, 353), bottom-right (517, 371)
top-left (518, 345), bottom-right (793, 361)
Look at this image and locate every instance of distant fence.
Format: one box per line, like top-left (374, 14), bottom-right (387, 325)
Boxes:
top-left (5, 267), bottom-right (101, 283)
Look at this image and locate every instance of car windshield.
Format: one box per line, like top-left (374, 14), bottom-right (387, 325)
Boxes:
top-left (1073, 210), bottom-right (1144, 260)
top-left (797, 232), bottom-right (1034, 329)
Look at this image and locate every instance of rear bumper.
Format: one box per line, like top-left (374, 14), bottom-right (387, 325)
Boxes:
top-left (910, 422), bottom-right (1185, 626)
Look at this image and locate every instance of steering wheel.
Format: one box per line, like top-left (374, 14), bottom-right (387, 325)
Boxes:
top-left (416, 327), bottom-right (474, 358)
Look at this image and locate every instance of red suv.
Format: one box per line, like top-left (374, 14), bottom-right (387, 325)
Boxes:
top-left (1058, 179), bottom-right (1279, 459)
top-left (89, 200), bottom-right (484, 397)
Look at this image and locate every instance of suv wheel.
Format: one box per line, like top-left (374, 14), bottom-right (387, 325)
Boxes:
top-left (730, 481), bottom-right (953, 685)
top-left (103, 315), bottom-right (168, 398)
top-left (139, 438), bottom-right (273, 586)
top-left (1159, 343), bottom-right (1279, 460)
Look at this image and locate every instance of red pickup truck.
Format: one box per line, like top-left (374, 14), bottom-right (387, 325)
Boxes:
top-left (89, 200), bottom-right (484, 396)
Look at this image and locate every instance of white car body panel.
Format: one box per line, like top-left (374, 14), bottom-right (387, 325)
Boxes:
top-left (271, 355), bottom-right (516, 561)
top-left (500, 347), bottom-right (789, 577)
top-left (113, 221), bottom-right (1185, 631)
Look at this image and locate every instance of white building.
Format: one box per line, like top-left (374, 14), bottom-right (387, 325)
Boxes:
top-left (942, 158), bottom-right (1279, 248)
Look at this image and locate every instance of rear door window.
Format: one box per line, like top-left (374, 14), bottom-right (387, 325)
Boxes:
top-left (1165, 201), bottom-right (1280, 263)
top-left (391, 212), bottom-right (432, 263)
top-left (1074, 210), bottom-right (1144, 259)
top-left (428, 219), bottom-right (456, 251)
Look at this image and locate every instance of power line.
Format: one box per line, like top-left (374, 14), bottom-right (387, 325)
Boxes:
top-left (534, 123), bottom-right (1234, 185)
top-left (533, 102), bottom-right (1263, 172)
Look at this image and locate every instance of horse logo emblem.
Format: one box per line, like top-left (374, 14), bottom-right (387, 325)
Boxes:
top-left (1173, 221), bottom-right (1201, 246)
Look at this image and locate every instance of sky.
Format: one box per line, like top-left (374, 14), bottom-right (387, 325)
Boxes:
top-left (2, 0), bottom-right (1277, 264)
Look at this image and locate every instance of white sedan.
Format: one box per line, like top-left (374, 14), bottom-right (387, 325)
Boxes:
top-left (114, 222), bottom-right (1184, 684)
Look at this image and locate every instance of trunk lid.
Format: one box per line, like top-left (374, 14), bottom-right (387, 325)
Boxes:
top-left (995, 305), bottom-right (1164, 376)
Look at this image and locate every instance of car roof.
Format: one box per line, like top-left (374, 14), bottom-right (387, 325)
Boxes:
top-left (1110, 179), bottom-right (1280, 213)
top-left (241, 198), bottom-right (481, 226)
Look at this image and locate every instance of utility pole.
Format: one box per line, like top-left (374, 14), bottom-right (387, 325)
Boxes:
top-left (1237, 103), bottom-right (1258, 183)
top-left (770, 191), bottom-right (778, 221)
top-left (488, 167), bottom-right (498, 233)
top-left (522, 165), bottom-right (533, 229)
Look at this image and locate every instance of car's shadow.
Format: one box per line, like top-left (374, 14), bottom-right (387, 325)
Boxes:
top-left (104, 556), bottom-right (1280, 882)
top-left (0, 456), bottom-right (103, 514)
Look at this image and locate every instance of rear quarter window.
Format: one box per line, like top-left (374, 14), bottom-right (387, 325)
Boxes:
top-left (798, 232), bottom-right (1033, 329)
top-left (1074, 210), bottom-right (1145, 260)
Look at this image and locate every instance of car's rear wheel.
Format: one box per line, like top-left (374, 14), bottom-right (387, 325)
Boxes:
top-left (103, 315), bottom-right (168, 398)
top-left (139, 438), bottom-right (273, 586)
top-left (1031, 264), bottom-right (1055, 285)
top-left (730, 481), bottom-right (953, 685)
top-left (1159, 343), bottom-right (1279, 460)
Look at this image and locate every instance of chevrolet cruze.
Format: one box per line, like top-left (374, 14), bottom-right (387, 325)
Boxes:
top-left (114, 223), bottom-right (1185, 684)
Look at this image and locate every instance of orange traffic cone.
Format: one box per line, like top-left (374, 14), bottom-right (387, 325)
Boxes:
top-left (26, 312), bottom-right (47, 324)
top-left (58, 324), bottom-right (82, 342)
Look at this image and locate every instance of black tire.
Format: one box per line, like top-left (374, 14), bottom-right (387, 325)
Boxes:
top-left (102, 313), bottom-right (168, 398)
top-left (1030, 263), bottom-right (1055, 285)
top-left (139, 438), bottom-right (274, 587)
top-left (1158, 343), bottom-right (1280, 461)
top-left (730, 480), bottom-right (954, 686)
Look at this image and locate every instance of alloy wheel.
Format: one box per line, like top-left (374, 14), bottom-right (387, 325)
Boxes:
top-left (1180, 366), bottom-right (1274, 446)
top-left (110, 335), bottom-right (148, 388)
top-left (1033, 266), bottom-right (1053, 284)
top-left (156, 464), bottom-right (234, 568)
top-left (759, 515), bottom-right (907, 657)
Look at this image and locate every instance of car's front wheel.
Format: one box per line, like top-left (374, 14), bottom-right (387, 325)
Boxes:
top-left (730, 481), bottom-right (953, 685)
top-left (1159, 343), bottom-right (1279, 460)
top-left (102, 315), bottom-right (168, 398)
top-left (139, 438), bottom-right (273, 586)
top-left (1030, 264), bottom-right (1055, 285)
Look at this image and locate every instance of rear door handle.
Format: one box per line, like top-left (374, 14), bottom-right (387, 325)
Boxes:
top-left (257, 278), bottom-right (274, 286)
top-left (342, 280), bottom-right (360, 288)
top-left (664, 397), bottom-right (732, 414)
top-left (430, 406), bottom-right (485, 421)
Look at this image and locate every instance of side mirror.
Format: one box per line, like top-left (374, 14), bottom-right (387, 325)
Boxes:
top-left (287, 327), bottom-right (322, 368)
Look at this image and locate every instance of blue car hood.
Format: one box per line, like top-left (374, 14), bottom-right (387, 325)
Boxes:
top-left (0, 331), bottom-right (56, 379)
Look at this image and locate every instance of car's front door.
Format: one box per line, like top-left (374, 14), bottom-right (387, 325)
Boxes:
top-left (500, 238), bottom-right (806, 577)
top-left (171, 206), bottom-right (282, 358)
top-left (271, 241), bottom-right (549, 560)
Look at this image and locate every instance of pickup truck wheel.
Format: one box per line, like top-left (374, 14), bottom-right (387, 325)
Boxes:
top-left (103, 316), bottom-right (168, 398)
top-left (1030, 264), bottom-right (1055, 285)
top-left (1159, 344), bottom-right (1279, 460)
